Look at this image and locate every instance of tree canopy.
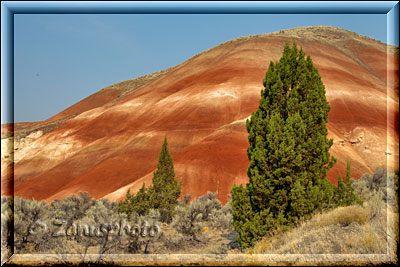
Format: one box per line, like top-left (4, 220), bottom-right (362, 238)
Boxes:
top-left (231, 42), bottom-right (342, 248)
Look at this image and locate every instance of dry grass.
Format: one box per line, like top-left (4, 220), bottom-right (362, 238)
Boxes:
top-left (315, 205), bottom-right (370, 227)
top-left (250, 198), bottom-right (398, 255)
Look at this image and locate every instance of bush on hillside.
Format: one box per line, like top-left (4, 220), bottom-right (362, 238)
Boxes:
top-left (171, 191), bottom-right (233, 242)
top-left (333, 160), bottom-right (363, 207)
top-left (13, 197), bottom-right (51, 252)
top-left (353, 167), bottom-right (398, 209)
top-left (11, 192), bottom-right (159, 257)
top-left (1, 196), bottom-right (13, 264)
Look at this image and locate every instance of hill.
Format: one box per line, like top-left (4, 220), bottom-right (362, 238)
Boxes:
top-left (2, 26), bottom-right (398, 203)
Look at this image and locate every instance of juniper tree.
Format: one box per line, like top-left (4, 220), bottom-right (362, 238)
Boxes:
top-left (231, 42), bottom-right (337, 248)
top-left (117, 137), bottom-right (181, 222)
top-left (148, 136), bottom-right (182, 222)
top-left (335, 160), bottom-right (362, 206)
top-left (117, 185), bottom-right (151, 217)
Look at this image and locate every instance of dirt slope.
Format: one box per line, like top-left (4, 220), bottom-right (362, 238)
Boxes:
top-left (2, 26), bottom-right (398, 204)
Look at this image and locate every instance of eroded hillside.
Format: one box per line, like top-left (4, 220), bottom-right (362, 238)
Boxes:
top-left (2, 26), bottom-right (398, 203)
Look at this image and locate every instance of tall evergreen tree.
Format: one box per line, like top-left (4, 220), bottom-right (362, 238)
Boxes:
top-left (148, 136), bottom-right (182, 222)
top-left (231, 42), bottom-right (336, 248)
top-left (117, 136), bottom-right (182, 222)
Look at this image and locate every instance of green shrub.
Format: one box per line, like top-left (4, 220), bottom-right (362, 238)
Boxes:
top-left (117, 184), bottom-right (151, 217)
top-left (333, 161), bottom-right (362, 207)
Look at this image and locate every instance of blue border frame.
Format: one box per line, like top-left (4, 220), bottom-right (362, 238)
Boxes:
top-left (1, 1), bottom-right (398, 14)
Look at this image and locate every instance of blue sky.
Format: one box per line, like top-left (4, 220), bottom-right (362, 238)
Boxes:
top-left (14, 14), bottom-right (390, 122)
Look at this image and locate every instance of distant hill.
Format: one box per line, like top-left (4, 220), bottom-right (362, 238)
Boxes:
top-left (2, 26), bottom-right (398, 204)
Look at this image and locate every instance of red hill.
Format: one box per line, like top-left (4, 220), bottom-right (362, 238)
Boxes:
top-left (2, 26), bottom-right (398, 204)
